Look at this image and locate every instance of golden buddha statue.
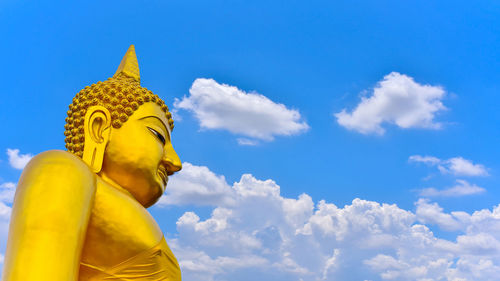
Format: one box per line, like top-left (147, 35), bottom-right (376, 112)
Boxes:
top-left (2, 45), bottom-right (183, 281)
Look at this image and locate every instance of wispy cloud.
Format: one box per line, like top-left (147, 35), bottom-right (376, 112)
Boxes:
top-left (236, 138), bottom-right (259, 146)
top-left (408, 155), bottom-right (441, 165)
top-left (6, 149), bottom-right (33, 170)
top-left (418, 179), bottom-right (486, 198)
top-left (174, 78), bottom-right (309, 144)
top-left (335, 72), bottom-right (447, 135)
top-left (409, 155), bottom-right (489, 177)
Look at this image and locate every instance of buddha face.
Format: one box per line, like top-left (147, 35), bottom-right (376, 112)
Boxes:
top-left (99, 102), bottom-right (182, 207)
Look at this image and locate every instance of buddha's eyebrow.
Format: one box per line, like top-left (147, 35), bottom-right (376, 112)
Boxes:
top-left (139, 116), bottom-right (171, 139)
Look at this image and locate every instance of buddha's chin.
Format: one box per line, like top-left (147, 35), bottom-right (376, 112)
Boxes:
top-left (127, 173), bottom-right (166, 207)
top-left (98, 167), bottom-right (164, 207)
top-left (140, 181), bottom-right (164, 208)
top-left (141, 191), bottom-right (162, 208)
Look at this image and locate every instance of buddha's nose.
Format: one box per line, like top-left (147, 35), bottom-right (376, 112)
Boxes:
top-left (162, 142), bottom-right (182, 175)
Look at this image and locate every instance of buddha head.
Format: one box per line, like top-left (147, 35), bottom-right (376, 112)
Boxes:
top-left (64, 45), bottom-right (181, 207)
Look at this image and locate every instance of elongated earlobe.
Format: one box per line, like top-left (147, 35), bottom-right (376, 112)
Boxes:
top-left (82, 106), bottom-right (112, 173)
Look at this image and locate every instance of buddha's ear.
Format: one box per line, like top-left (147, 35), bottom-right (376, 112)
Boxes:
top-left (82, 106), bottom-right (112, 173)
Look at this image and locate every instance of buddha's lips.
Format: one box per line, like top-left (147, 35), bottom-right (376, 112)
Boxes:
top-left (158, 168), bottom-right (168, 185)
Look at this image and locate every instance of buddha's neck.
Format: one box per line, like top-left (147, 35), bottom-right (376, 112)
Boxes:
top-left (97, 172), bottom-right (136, 200)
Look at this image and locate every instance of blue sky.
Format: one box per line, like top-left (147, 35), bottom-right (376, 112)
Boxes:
top-left (1, 1), bottom-right (499, 280)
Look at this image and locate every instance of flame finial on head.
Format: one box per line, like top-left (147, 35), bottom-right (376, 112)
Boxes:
top-left (113, 45), bottom-right (140, 82)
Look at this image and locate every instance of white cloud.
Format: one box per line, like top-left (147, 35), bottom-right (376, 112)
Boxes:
top-left (322, 249), bottom-right (340, 279)
top-left (0, 183), bottom-right (14, 276)
top-left (418, 180), bottom-right (486, 198)
top-left (410, 155), bottom-right (489, 177)
top-left (156, 164), bottom-right (500, 281)
top-left (236, 138), bottom-right (259, 146)
top-left (6, 149), bottom-right (33, 170)
top-left (415, 199), bottom-right (467, 231)
top-left (0, 183), bottom-right (15, 231)
top-left (335, 72), bottom-right (446, 135)
top-left (408, 155), bottom-right (441, 166)
top-left (0, 182), bottom-right (16, 204)
top-left (158, 162), bottom-right (235, 207)
top-left (174, 78), bottom-right (309, 142)
top-left (445, 157), bottom-right (489, 177)
top-left (0, 201), bottom-right (11, 222)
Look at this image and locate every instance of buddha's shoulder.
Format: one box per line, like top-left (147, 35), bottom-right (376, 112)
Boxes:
top-left (27, 149), bottom-right (88, 167)
top-left (15, 150), bottom-right (96, 202)
top-left (23, 150), bottom-right (94, 181)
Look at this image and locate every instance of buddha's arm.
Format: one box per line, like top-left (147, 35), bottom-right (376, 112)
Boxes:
top-left (2, 150), bottom-right (96, 281)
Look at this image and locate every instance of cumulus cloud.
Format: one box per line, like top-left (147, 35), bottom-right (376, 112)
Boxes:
top-left (415, 198), bottom-right (468, 231)
top-left (418, 180), bottom-right (486, 198)
top-left (0, 182), bottom-right (15, 223)
top-left (158, 162), bottom-right (235, 207)
top-left (174, 78), bottom-right (309, 143)
top-left (409, 155), bottom-right (489, 177)
top-left (0, 182), bottom-right (16, 205)
top-left (0, 201), bottom-right (11, 223)
top-left (156, 163), bottom-right (500, 281)
top-left (0, 182), bottom-right (15, 276)
top-left (335, 72), bottom-right (446, 135)
top-left (6, 149), bottom-right (33, 170)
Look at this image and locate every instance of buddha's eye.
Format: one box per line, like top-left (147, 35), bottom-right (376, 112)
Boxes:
top-left (148, 127), bottom-right (166, 145)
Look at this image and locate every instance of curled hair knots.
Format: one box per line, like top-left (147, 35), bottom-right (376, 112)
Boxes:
top-left (64, 76), bottom-right (175, 157)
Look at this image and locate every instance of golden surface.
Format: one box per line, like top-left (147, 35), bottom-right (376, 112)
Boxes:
top-left (3, 46), bottom-right (183, 281)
